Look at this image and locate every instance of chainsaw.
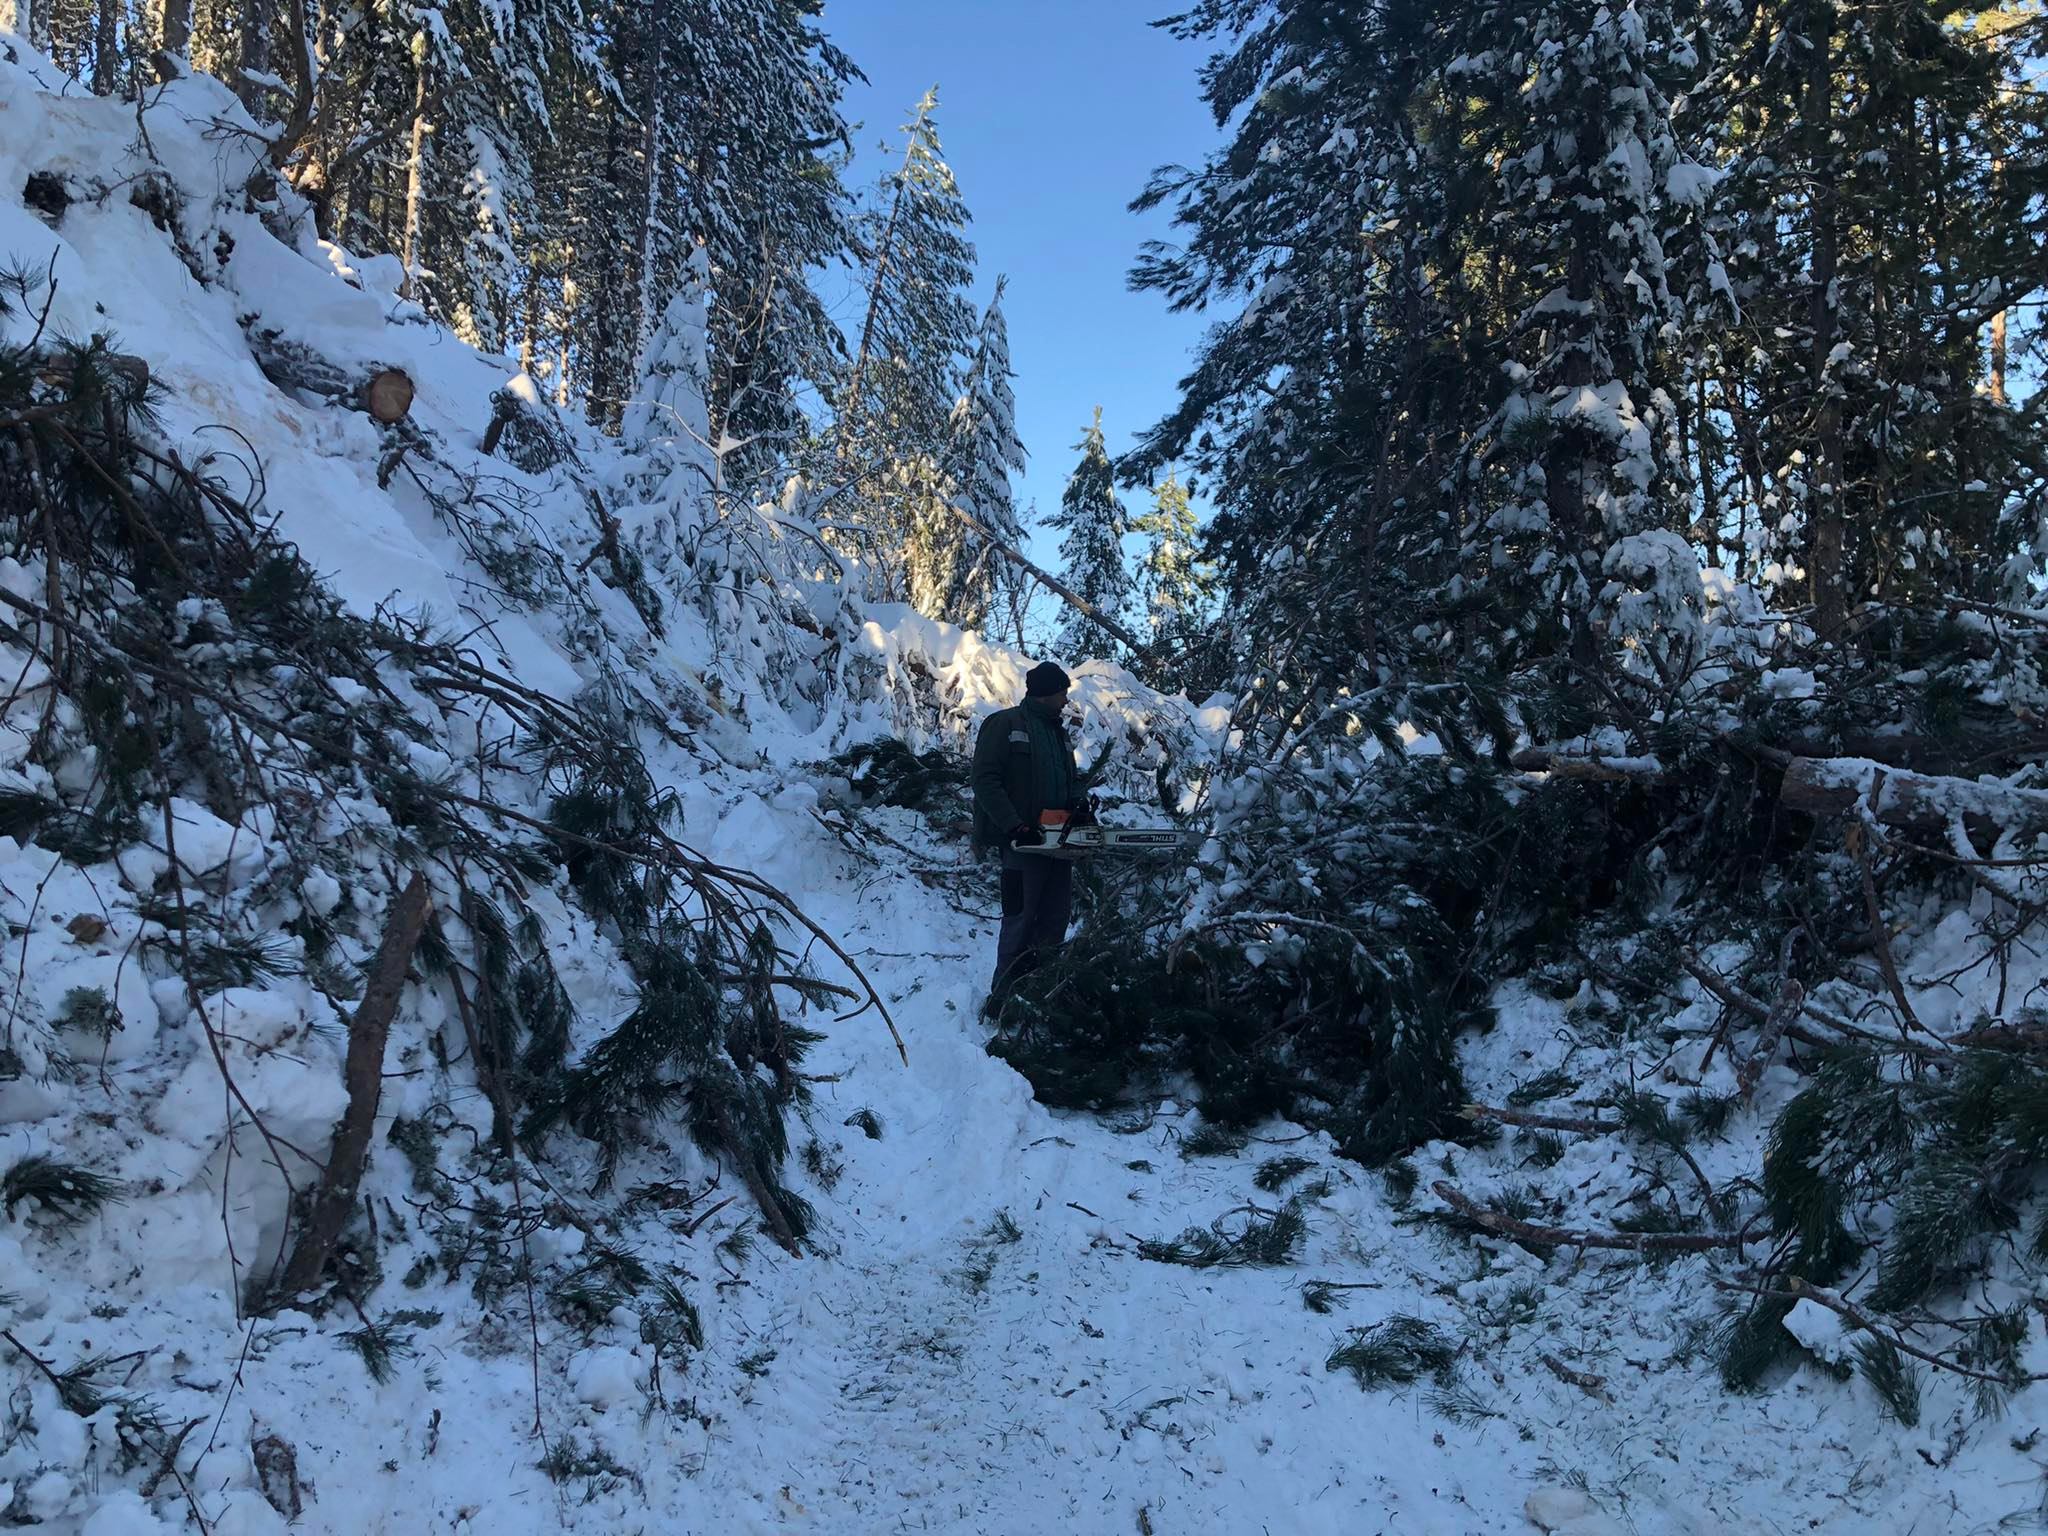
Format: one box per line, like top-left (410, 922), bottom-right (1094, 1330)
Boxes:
top-left (1012, 811), bottom-right (1198, 861)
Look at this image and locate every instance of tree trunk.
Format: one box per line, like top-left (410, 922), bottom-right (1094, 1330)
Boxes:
top-left (1545, 199), bottom-right (1598, 668)
top-left (158, 0), bottom-right (190, 57)
top-left (92, 0), bottom-right (119, 93)
top-left (6, 0), bottom-right (43, 51)
top-left (519, 257), bottom-right (542, 376)
top-left (555, 263), bottom-right (575, 408)
top-left (632, 23), bottom-right (666, 374)
top-left (946, 498), bottom-right (1149, 656)
top-left (399, 40), bottom-right (430, 302)
top-left (238, 0), bottom-right (270, 116)
top-left (1780, 756), bottom-right (2048, 841)
top-left (270, 873), bottom-right (431, 1308)
top-left (1806, 3), bottom-right (1848, 639)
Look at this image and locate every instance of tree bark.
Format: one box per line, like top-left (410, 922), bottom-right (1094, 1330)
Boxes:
top-left (632, 13), bottom-right (666, 374)
top-left (1434, 1182), bottom-right (1757, 1254)
top-left (1780, 756), bottom-right (2048, 841)
top-left (1805, 3), bottom-right (1848, 639)
top-left (1510, 746), bottom-right (1670, 784)
top-left (271, 873), bottom-right (431, 1307)
top-left (157, 0), bottom-right (190, 58)
top-left (7, 0), bottom-right (44, 51)
top-left (238, 0), bottom-right (271, 117)
top-left (1460, 1103), bottom-right (1618, 1134)
top-left (398, 39), bottom-right (430, 303)
top-left (92, 0), bottom-right (119, 94)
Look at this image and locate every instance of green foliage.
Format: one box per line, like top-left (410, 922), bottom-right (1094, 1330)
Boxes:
top-left (386, 1115), bottom-right (454, 1199)
top-left (639, 1273), bottom-right (704, 1368)
top-left (1507, 1070), bottom-right (1581, 1108)
top-left (1137, 1202), bottom-right (1306, 1270)
top-left (1180, 1124), bottom-right (1249, 1159)
top-left (340, 1319), bottom-right (418, 1384)
top-left (2, 1154), bottom-right (125, 1222)
top-left (1678, 1089), bottom-right (1739, 1142)
top-left (1748, 1043), bottom-right (2048, 1382)
top-left (1327, 1316), bottom-right (1460, 1391)
top-left (1382, 1161), bottom-right (1420, 1208)
top-left (986, 1211), bottom-right (1022, 1245)
top-left (800, 1138), bottom-right (843, 1191)
top-left (821, 737), bottom-right (968, 813)
top-left (843, 1108), bottom-right (883, 1140)
top-left (56, 987), bottom-right (119, 1039)
top-left (1301, 1280), bottom-right (1381, 1314)
top-left (1253, 1155), bottom-right (1316, 1192)
top-left (538, 1437), bottom-right (644, 1498)
top-left (1716, 1290), bottom-right (1795, 1395)
top-left (1855, 1336), bottom-right (1923, 1428)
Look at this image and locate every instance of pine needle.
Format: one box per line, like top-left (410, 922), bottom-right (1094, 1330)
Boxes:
top-left (1138, 1202), bottom-right (1307, 1269)
top-left (2, 1154), bottom-right (126, 1222)
top-left (1327, 1315), bottom-right (1460, 1391)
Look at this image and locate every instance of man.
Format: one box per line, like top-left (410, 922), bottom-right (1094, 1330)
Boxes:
top-left (971, 660), bottom-right (1093, 1009)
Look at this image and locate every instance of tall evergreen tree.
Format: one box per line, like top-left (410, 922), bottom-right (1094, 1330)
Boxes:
top-left (1129, 0), bottom-right (1488, 745)
top-left (1454, 0), bottom-right (1716, 696)
top-left (837, 88), bottom-right (978, 602)
top-left (1132, 474), bottom-right (1205, 631)
top-left (916, 276), bottom-right (1028, 628)
top-left (1049, 408), bottom-right (1131, 661)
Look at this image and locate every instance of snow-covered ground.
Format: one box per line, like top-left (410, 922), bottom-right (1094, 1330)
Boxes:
top-left (13, 775), bottom-right (2038, 1535)
top-left (4, 33), bottom-right (2045, 1536)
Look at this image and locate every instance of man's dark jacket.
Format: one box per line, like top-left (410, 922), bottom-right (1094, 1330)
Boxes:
top-left (971, 700), bottom-right (1082, 850)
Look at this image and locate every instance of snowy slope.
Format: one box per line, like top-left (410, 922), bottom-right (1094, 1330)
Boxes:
top-left (3, 34), bottom-right (2045, 1536)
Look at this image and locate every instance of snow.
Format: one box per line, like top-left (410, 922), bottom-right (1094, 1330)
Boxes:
top-left (1782, 1297), bottom-right (1849, 1365)
top-left (5, 30), bottom-right (2047, 1536)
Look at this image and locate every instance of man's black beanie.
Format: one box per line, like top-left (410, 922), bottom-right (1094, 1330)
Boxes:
top-left (1024, 661), bottom-right (1071, 697)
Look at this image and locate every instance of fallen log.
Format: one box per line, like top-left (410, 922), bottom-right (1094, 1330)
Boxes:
top-left (246, 330), bottom-right (414, 424)
top-left (1460, 1102), bottom-right (1618, 1135)
top-left (1433, 1181), bottom-right (1757, 1254)
top-left (362, 367), bottom-right (414, 425)
top-left (271, 872), bottom-right (431, 1307)
top-left (1777, 729), bottom-right (2048, 777)
top-left (1681, 950), bottom-right (1949, 1061)
top-left (1510, 747), bottom-right (1670, 784)
top-left (1780, 756), bottom-right (2048, 841)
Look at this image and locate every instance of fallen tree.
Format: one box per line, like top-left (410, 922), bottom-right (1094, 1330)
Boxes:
top-left (1779, 757), bottom-right (2048, 841)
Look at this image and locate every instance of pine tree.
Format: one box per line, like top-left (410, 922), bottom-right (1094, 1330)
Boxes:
top-left (1694, 0), bottom-right (2047, 630)
top-left (920, 276), bottom-right (1028, 628)
top-left (1131, 473), bottom-right (1205, 640)
top-left (1455, 0), bottom-right (1714, 694)
top-left (1129, 0), bottom-right (1488, 743)
top-left (1048, 408), bottom-right (1131, 661)
top-left (837, 88), bottom-right (978, 603)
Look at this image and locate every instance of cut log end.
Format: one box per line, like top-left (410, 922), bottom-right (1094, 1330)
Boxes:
top-left (363, 368), bottom-right (415, 425)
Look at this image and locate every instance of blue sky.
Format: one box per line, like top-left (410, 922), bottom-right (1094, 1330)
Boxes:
top-left (816, 1), bottom-right (1222, 559)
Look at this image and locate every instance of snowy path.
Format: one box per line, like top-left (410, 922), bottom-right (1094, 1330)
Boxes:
top-left (654, 805), bottom-right (2004, 1536)
top-left (670, 832), bottom-right (1542, 1536)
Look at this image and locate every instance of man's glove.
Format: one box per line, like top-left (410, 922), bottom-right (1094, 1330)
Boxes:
top-left (1008, 824), bottom-right (1045, 848)
top-left (1071, 797), bottom-right (1100, 828)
